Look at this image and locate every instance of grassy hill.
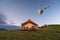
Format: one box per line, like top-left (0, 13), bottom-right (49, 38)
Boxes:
top-left (0, 25), bottom-right (60, 40)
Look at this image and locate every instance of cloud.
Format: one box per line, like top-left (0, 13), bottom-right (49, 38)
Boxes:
top-left (0, 12), bottom-right (20, 26)
top-left (0, 13), bottom-right (20, 30)
top-left (0, 13), bottom-right (6, 24)
top-left (5, 20), bottom-right (20, 26)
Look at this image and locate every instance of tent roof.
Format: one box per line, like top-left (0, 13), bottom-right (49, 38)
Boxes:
top-left (21, 19), bottom-right (38, 26)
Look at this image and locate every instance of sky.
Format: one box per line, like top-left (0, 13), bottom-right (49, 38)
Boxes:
top-left (0, 0), bottom-right (60, 26)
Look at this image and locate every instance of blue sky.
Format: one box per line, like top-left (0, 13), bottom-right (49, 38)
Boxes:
top-left (0, 0), bottom-right (60, 26)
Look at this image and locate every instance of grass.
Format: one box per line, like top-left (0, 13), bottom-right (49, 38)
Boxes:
top-left (0, 25), bottom-right (60, 40)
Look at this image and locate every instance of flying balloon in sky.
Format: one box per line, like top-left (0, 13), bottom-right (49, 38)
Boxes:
top-left (43, 5), bottom-right (47, 9)
top-left (43, 5), bottom-right (51, 9)
top-left (38, 9), bottom-right (43, 15)
top-left (38, 5), bottom-right (47, 15)
top-left (37, 0), bottom-right (51, 15)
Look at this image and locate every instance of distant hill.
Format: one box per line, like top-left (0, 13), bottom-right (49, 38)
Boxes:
top-left (0, 24), bottom-right (21, 30)
top-left (0, 25), bottom-right (60, 40)
top-left (0, 28), bottom-right (7, 30)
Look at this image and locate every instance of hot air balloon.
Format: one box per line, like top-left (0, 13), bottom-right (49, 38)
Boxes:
top-left (43, 5), bottom-right (47, 9)
top-left (38, 9), bottom-right (43, 15)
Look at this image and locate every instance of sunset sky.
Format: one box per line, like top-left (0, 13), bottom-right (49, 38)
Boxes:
top-left (0, 0), bottom-right (60, 26)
